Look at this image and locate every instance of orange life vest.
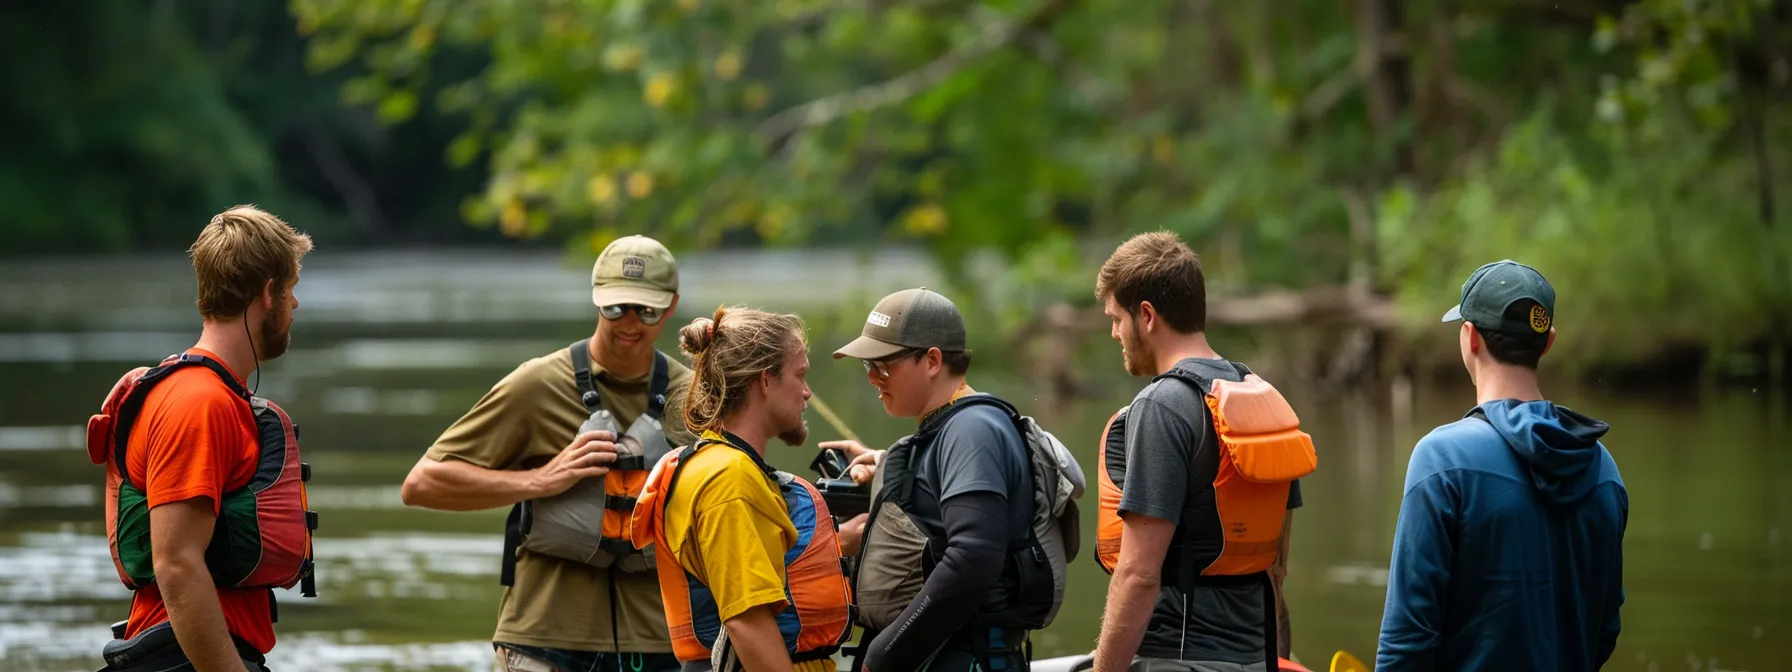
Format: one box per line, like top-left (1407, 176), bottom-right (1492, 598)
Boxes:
top-left (1094, 363), bottom-right (1316, 580)
top-left (630, 436), bottom-right (853, 664)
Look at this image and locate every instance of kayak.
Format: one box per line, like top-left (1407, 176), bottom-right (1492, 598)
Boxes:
top-left (1029, 654), bottom-right (1315, 672)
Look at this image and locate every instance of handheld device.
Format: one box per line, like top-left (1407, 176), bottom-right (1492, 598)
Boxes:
top-left (809, 448), bottom-right (871, 519)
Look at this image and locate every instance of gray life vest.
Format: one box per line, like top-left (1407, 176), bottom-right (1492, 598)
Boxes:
top-left (500, 340), bottom-right (675, 583)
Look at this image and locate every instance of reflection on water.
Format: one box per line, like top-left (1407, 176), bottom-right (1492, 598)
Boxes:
top-left (2, 250), bottom-right (1788, 671)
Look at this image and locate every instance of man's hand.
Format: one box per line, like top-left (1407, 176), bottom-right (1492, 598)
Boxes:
top-left (151, 498), bottom-right (245, 672)
top-left (836, 513), bottom-right (870, 557)
top-left (527, 429), bottom-right (618, 498)
top-left (401, 429), bottom-right (617, 511)
top-left (818, 440), bottom-right (884, 485)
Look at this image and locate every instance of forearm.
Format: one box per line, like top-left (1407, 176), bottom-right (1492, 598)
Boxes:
top-left (400, 456), bottom-right (540, 511)
top-left (865, 494), bottom-right (1008, 672)
top-left (1093, 565), bottom-right (1158, 672)
top-left (157, 561), bottom-right (243, 672)
top-left (723, 606), bottom-right (795, 672)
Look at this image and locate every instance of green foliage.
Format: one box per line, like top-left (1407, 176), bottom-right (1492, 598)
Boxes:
top-left (1378, 105), bottom-right (1791, 370)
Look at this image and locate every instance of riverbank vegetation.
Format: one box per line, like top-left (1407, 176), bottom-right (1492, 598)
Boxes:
top-left (2, 1), bottom-right (1786, 381)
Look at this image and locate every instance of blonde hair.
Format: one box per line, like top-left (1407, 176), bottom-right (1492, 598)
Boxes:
top-left (188, 205), bottom-right (314, 320)
top-left (678, 305), bottom-right (807, 436)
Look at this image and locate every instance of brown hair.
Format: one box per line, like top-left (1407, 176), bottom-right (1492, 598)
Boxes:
top-left (678, 305), bottom-right (808, 436)
top-left (188, 205), bottom-right (314, 320)
top-left (1094, 231), bottom-right (1206, 333)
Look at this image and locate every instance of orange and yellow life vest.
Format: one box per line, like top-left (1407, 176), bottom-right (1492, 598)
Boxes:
top-left (630, 437), bottom-right (854, 664)
top-left (1095, 363), bottom-right (1316, 581)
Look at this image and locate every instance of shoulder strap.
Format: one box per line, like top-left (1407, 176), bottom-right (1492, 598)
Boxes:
top-left (647, 351), bottom-right (669, 419)
top-left (568, 339), bottom-right (600, 412)
top-left (569, 341), bottom-right (671, 419)
top-left (112, 354), bottom-right (250, 489)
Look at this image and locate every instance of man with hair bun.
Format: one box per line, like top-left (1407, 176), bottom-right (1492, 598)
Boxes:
top-left (629, 308), bottom-right (857, 672)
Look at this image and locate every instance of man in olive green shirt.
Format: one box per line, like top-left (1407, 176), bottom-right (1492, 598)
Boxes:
top-left (400, 236), bottom-right (697, 672)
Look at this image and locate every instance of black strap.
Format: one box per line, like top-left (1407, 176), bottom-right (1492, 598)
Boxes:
top-left (1177, 571), bottom-right (1277, 670)
top-left (569, 339), bottom-right (671, 420)
top-left (604, 495), bottom-right (638, 512)
top-left (648, 351), bottom-right (669, 419)
top-left (570, 339), bottom-right (600, 412)
top-left (500, 503), bottom-right (526, 587)
top-left (612, 454), bottom-right (648, 472)
top-left (112, 354), bottom-right (252, 489)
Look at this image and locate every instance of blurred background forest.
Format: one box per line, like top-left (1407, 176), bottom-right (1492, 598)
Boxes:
top-left (3, 0), bottom-right (1789, 379)
top-left (2, 3), bottom-right (1790, 670)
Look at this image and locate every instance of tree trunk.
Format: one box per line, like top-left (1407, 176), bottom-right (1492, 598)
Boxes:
top-left (1357, 0), bottom-right (1415, 178)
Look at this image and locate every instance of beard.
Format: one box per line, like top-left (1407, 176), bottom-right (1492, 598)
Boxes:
top-left (1120, 324), bottom-right (1154, 377)
top-left (778, 418), bottom-right (809, 447)
top-left (257, 301), bottom-right (293, 361)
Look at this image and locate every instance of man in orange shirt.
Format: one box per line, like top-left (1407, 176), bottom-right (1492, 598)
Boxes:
top-left (99, 205), bottom-right (314, 671)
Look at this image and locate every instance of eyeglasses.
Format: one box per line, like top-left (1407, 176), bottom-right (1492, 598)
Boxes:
top-left (598, 304), bottom-right (664, 325)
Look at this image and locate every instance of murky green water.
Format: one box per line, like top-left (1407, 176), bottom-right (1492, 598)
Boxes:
top-left (1, 252), bottom-right (1786, 671)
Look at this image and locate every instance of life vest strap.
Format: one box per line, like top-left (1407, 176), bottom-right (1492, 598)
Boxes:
top-left (597, 536), bottom-right (638, 557)
top-left (611, 454), bottom-right (648, 472)
top-left (569, 339), bottom-right (672, 420)
top-left (604, 495), bottom-right (638, 512)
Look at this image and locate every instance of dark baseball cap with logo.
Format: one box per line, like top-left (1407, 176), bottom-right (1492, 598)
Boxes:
top-left (591, 235), bottom-right (679, 310)
top-left (832, 288), bottom-right (968, 360)
top-left (1441, 259), bottom-right (1557, 335)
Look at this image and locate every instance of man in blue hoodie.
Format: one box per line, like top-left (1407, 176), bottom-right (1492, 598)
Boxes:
top-left (1376, 260), bottom-right (1629, 671)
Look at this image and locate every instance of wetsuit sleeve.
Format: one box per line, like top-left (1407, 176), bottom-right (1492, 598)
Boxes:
top-left (1375, 469), bottom-right (1459, 671)
top-left (863, 492), bottom-right (1009, 672)
top-left (1598, 495), bottom-right (1629, 666)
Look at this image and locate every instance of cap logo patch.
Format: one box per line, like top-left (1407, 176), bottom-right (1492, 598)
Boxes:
top-left (1529, 304), bottom-right (1551, 333)
top-left (867, 311), bottom-right (892, 328)
top-left (622, 256), bottom-right (646, 279)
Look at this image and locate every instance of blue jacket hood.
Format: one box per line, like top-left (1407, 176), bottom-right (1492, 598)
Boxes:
top-left (1474, 399), bottom-right (1611, 505)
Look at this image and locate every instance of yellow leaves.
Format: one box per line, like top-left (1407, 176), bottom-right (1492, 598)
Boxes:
top-left (1152, 135), bottom-right (1176, 165)
top-left (588, 228), bottom-right (619, 255)
top-left (714, 51), bottom-right (742, 82)
top-left (626, 172), bottom-right (655, 198)
top-left (744, 83), bottom-right (769, 111)
top-left (604, 44), bottom-right (644, 73)
top-left (409, 25), bottom-right (436, 50)
top-left (901, 203), bottom-right (948, 236)
top-left (757, 204), bottom-right (791, 240)
top-left (500, 200), bottom-right (527, 237)
top-left (587, 174), bottom-right (616, 204)
top-left (645, 72), bottom-right (677, 108)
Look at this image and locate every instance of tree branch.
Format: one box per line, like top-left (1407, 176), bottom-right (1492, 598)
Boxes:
top-left (751, 0), bottom-right (1075, 149)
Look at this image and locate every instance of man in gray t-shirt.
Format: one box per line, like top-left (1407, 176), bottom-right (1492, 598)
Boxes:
top-left (1113, 358), bottom-right (1302, 667)
top-left (1092, 231), bottom-right (1304, 672)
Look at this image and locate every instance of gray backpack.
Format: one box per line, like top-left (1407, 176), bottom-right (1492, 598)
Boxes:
top-left (852, 395), bottom-right (1085, 630)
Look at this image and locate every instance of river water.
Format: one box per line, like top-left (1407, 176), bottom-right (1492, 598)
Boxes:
top-left (0, 250), bottom-right (1785, 671)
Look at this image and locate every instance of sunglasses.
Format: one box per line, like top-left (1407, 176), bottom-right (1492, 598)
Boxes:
top-left (598, 304), bottom-right (664, 325)
top-left (863, 349), bottom-right (922, 378)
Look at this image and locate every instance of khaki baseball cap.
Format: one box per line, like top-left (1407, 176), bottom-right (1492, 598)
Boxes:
top-left (833, 288), bottom-right (967, 360)
top-left (591, 235), bottom-right (679, 309)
